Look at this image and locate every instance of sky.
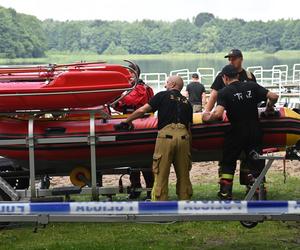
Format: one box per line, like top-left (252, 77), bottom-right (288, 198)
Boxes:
top-left (0, 0), bottom-right (299, 22)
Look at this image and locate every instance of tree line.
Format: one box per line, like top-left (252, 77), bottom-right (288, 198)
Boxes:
top-left (0, 6), bottom-right (299, 58)
top-left (0, 7), bottom-right (46, 58)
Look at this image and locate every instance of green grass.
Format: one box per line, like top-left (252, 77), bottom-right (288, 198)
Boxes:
top-left (1, 173), bottom-right (300, 250)
top-left (0, 50), bottom-right (300, 65)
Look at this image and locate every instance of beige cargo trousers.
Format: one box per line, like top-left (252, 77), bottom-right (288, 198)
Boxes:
top-left (151, 123), bottom-right (193, 201)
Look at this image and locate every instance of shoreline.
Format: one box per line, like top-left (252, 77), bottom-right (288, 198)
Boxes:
top-left (0, 50), bottom-right (300, 65)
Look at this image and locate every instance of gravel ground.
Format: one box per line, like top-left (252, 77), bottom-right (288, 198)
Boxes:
top-left (50, 156), bottom-right (300, 187)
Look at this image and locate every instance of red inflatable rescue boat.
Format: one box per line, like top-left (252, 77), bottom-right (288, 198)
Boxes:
top-left (0, 107), bottom-right (299, 177)
top-left (0, 63), bottom-right (134, 111)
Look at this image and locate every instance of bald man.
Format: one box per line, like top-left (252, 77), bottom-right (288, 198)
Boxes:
top-left (115, 76), bottom-right (193, 200)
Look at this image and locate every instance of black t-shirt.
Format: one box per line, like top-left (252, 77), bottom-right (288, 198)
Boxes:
top-left (217, 81), bottom-right (268, 124)
top-left (148, 89), bottom-right (193, 130)
top-left (186, 82), bottom-right (206, 105)
top-left (211, 69), bottom-right (257, 91)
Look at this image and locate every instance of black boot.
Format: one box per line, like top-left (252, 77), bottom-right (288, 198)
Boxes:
top-left (218, 179), bottom-right (233, 200)
top-left (129, 171), bottom-right (142, 199)
top-left (142, 171), bottom-right (154, 200)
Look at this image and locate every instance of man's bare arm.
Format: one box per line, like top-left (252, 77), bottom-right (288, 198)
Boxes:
top-left (184, 90), bottom-right (189, 98)
top-left (125, 104), bottom-right (153, 124)
top-left (266, 91), bottom-right (279, 107)
top-left (202, 92), bottom-right (207, 106)
top-left (204, 89), bottom-right (218, 112)
top-left (202, 105), bottom-right (225, 122)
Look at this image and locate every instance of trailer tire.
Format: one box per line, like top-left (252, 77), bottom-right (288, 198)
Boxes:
top-left (240, 221), bottom-right (258, 229)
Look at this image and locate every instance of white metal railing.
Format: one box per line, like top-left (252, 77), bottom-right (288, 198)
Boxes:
top-left (272, 65), bottom-right (288, 85)
top-left (247, 66), bottom-right (263, 84)
top-left (293, 64), bottom-right (300, 84)
top-left (292, 64), bottom-right (300, 101)
top-left (140, 73), bottom-right (168, 93)
top-left (196, 68), bottom-right (215, 88)
top-left (170, 68), bottom-right (189, 76)
top-left (140, 64), bottom-right (299, 100)
top-left (254, 69), bottom-right (283, 100)
top-left (170, 69), bottom-right (190, 85)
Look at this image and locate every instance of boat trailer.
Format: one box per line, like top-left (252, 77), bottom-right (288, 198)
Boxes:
top-left (0, 109), bottom-right (299, 229)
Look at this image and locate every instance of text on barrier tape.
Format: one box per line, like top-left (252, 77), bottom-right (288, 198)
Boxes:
top-left (1, 201), bottom-right (300, 215)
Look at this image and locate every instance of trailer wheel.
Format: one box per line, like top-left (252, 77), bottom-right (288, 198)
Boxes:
top-left (70, 167), bottom-right (91, 187)
top-left (240, 221), bottom-right (258, 229)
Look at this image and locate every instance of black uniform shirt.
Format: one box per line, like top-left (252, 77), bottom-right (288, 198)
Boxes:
top-left (217, 81), bottom-right (268, 124)
top-left (211, 69), bottom-right (257, 91)
top-left (148, 89), bottom-right (193, 130)
top-left (186, 82), bottom-right (206, 105)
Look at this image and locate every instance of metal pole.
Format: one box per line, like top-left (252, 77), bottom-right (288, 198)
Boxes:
top-left (245, 159), bottom-right (274, 200)
top-left (89, 112), bottom-right (98, 200)
top-left (28, 117), bottom-right (36, 198)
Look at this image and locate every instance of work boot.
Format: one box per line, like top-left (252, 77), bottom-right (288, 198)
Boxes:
top-left (128, 171), bottom-right (142, 199)
top-left (218, 179), bottom-right (233, 200)
top-left (142, 171), bottom-right (154, 200)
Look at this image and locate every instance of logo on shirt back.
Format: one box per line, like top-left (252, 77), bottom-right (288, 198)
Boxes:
top-left (233, 90), bottom-right (252, 101)
top-left (234, 93), bottom-right (243, 100)
top-left (246, 90), bottom-right (252, 98)
top-left (170, 94), bottom-right (189, 104)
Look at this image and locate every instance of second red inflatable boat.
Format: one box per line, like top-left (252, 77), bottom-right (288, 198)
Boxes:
top-left (0, 64), bottom-right (134, 111)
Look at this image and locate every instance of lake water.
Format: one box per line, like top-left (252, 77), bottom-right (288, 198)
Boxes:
top-left (2, 54), bottom-right (299, 74)
top-left (2, 54), bottom-right (299, 89)
top-left (110, 56), bottom-right (300, 75)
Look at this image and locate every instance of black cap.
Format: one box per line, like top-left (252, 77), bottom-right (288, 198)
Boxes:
top-left (221, 65), bottom-right (238, 78)
top-left (191, 73), bottom-right (199, 79)
top-left (224, 49), bottom-right (243, 58)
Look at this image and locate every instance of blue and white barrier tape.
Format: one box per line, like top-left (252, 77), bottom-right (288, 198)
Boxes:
top-left (1, 201), bottom-right (300, 215)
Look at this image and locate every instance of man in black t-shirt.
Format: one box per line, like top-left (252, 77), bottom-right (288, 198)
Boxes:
top-left (205, 49), bottom-right (264, 188)
top-left (203, 65), bottom-right (278, 200)
top-left (205, 49), bottom-right (257, 112)
top-left (115, 75), bottom-right (193, 201)
top-left (185, 73), bottom-right (206, 113)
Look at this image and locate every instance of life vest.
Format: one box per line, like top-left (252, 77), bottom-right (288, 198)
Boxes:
top-left (115, 83), bottom-right (154, 113)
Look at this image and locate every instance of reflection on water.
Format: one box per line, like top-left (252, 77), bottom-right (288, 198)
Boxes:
top-left (132, 57), bottom-right (300, 74)
top-left (1, 56), bottom-right (299, 74)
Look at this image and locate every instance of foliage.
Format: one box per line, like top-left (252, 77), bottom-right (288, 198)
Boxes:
top-left (102, 41), bottom-right (129, 55)
top-left (0, 6), bottom-right (46, 58)
top-left (194, 12), bottom-right (215, 28)
top-left (0, 5), bottom-right (300, 58)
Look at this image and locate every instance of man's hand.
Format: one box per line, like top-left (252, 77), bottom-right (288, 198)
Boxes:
top-left (266, 104), bottom-right (275, 112)
top-left (261, 102), bottom-right (281, 118)
top-left (204, 89), bottom-right (217, 112)
top-left (202, 106), bottom-right (225, 123)
top-left (264, 103), bottom-right (276, 116)
top-left (114, 122), bottom-right (134, 132)
top-left (202, 112), bottom-right (211, 122)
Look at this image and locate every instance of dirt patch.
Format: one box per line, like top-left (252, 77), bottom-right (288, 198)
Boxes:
top-left (50, 156), bottom-right (300, 187)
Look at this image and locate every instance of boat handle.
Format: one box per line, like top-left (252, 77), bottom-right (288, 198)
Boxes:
top-left (45, 127), bottom-right (66, 135)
